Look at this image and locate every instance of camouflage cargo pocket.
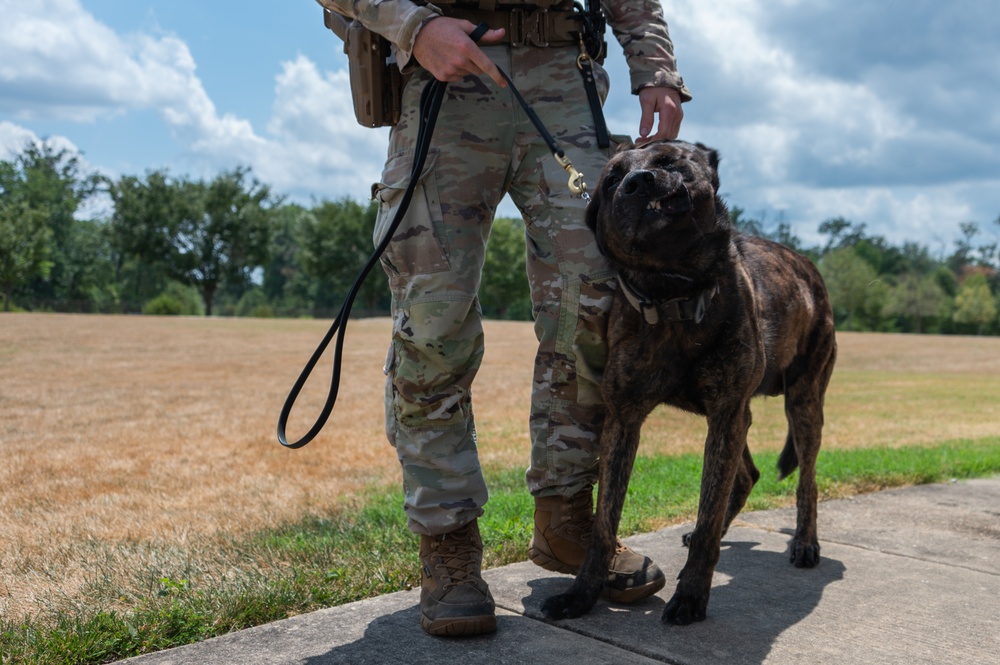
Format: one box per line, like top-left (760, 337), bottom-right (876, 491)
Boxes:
top-left (372, 148), bottom-right (451, 276)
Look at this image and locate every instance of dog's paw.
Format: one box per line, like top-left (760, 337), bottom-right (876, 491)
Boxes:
top-left (540, 587), bottom-right (599, 620)
top-left (661, 590), bottom-right (709, 625)
top-left (790, 538), bottom-right (821, 568)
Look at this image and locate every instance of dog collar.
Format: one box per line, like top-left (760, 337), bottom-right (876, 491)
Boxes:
top-left (618, 274), bottom-right (720, 325)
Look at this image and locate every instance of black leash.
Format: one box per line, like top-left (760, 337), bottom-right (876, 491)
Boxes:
top-left (277, 23), bottom-right (589, 448)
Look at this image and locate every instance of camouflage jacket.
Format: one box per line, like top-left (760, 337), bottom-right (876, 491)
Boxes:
top-left (314, 0), bottom-right (691, 99)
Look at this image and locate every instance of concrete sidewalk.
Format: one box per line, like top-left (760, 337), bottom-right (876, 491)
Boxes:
top-left (125, 478), bottom-right (1000, 665)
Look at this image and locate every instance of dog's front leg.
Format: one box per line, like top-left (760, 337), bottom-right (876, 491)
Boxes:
top-left (663, 403), bottom-right (752, 625)
top-left (540, 412), bottom-right (642, 620)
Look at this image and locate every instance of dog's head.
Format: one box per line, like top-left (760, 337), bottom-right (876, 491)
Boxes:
top-left (586, 140), bottom-right (728, 273)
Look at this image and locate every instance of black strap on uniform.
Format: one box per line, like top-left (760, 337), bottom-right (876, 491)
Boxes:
top-left (576, 43), bottom-right (610, 149)
top-left (277, 23), bottom-right (589, 449)
top-left (574, 1), bottom-right (609, 148)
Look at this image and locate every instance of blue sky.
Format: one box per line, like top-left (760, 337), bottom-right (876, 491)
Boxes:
top-left (2, 0), bottom-right (998, 253)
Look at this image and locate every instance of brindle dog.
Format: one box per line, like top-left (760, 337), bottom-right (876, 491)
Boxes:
top-left (540, 140), bottom-right (837, 625)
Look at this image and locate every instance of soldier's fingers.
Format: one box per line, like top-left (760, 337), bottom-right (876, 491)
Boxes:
top-left (475, 27), bottom-right (507, 45)
top-left (637, 95), bottom-right (656, 141)
top-left (468, 28), bottom-right (507, 88)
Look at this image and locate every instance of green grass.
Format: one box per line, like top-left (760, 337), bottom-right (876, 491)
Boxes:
top-left (3, 437), bottom-right (1000, 664)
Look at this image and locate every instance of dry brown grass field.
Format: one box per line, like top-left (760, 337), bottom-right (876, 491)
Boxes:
top-left (2, 312), bottom-right (999, 621)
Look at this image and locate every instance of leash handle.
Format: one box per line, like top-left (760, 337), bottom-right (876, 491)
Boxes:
top-left (277, 76), bottom-right (448, 448)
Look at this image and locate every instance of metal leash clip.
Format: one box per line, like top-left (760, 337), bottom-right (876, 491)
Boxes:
top-left (555, 151), bottom-right (590, 199)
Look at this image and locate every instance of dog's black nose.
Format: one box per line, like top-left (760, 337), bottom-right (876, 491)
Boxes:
top-left (621, 169), bottom-right (655, 197)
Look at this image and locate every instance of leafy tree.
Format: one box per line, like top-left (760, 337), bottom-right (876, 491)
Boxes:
top-left (0, 160), bottom-right (53, 310)
top-left (175, 167), bottom-right (275, 315)
top-left (110, 167), bottom-right (275, 315)
top-left (299, 198), bottom-right (388, 314)
top-left (59, 219), bottom-right (119, 311)
top-left (481, 216), bottom-right (530, 319)
top-left (263, 203), bottom-right (313, 313)
top-left (108, 170), bottom-right (186, 308)
top-left (818, 247), bottom-right (885, 331)
top-left (142, 281), bottom-right (203, 316)
top-left (13, 142), bottom-right (101, 303)
top-left (899, 242), bottom-right (939, 277)
top-left (948, 221), bottom-right (979, 274)
top-left (885, 273), bottom-right (947, 333)
top-left (953, 272), bottom-right (997, 335)
top-left (818, 217), bottom-right (853, 252)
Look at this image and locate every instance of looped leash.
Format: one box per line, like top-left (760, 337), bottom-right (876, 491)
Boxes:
top-left (277, 23), bottom-right (591, 448)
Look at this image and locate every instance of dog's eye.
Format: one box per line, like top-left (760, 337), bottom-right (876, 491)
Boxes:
top-left (604, 174), bottom-right (622, 191)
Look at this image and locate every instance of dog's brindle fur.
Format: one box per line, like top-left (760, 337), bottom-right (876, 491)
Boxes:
top-left (540, 141), bottom-right (837, 625)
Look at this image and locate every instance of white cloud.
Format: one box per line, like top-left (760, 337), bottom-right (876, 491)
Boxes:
top-left (0, 0), bottom-right (390, 203)
top-left (0, 120), bottom-right (84, 163)
top-left (750, 183), bottom-right (990, 250)
top-left (1, 0), bottom-right (189, 122)
top-left (0, 121), bottom-right (43, 158)
top-left (649, 0), bottom-right (1000, 242)
top-left (261, 55), bottom-right (389, 197)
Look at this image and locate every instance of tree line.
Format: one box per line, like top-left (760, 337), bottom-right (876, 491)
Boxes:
top-left (2, 142), bottom-right (998, 335)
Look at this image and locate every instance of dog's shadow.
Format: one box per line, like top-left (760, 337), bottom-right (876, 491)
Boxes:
top-left (520, 536), bottom-right (846, 664)
top-left (301, 537), bottom-right (844, 664)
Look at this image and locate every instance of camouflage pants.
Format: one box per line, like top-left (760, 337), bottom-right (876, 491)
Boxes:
top-left (375, 44), bottom-right (617, 536)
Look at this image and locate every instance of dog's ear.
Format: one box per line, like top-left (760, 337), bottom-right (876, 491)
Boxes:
top-left (612, 137), bottom-right (635, 155)
top-left (695, 142), bottom-right (721, 191)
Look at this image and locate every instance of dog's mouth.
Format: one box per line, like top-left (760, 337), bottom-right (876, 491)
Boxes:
top-left (642, 188), bottom-right (692, 219)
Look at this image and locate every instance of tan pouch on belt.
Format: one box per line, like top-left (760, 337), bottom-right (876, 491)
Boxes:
top-left (324, 9), bottom-right (402, 128)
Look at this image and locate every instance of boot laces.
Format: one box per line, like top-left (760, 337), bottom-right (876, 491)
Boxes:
top-left (432, 525), bottom-right (481, 589)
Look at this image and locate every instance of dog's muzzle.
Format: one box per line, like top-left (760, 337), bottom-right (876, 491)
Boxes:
top-left (619, 170), bottom-right (691, 217)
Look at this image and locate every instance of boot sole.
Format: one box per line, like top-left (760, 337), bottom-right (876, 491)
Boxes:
top-left (603, 571), bottom-right (667, 603)
top-left (529, 545), bottom-right (667, 604)
top-left (421, 613), bottom-right (498, 637)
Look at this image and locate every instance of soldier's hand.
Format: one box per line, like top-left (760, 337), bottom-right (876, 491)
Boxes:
top-left (637, 86), bottom-right (684, 143)
top-left (413, 17), bottom-right (507, 88)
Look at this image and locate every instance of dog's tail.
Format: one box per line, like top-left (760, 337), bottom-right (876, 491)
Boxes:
top-left (777, 434), bottom-right (798, 480)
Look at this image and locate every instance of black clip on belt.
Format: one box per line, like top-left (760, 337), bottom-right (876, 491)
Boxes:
top-left (277, 23), bottom-right (589, 448)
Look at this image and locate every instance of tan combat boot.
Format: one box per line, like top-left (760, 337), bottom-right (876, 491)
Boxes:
top-left (419, 519), bottom-right (497, 636)
top-left (528, 485), bottom-right (666, 603)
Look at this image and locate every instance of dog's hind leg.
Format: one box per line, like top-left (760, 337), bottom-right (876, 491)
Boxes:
top-left (783, 342), bottom-right (835, 568)
top-left (540, 409), bottom-right (645, 620)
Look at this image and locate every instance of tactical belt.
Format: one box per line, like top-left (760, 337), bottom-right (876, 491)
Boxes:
top-left (440, 7), bottom-right (581, 47)
top-left (440, 6), bottom-right (609, 147)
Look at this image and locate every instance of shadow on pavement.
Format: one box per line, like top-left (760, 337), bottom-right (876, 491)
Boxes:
top-left (301, 538), bottom-right (845, 665)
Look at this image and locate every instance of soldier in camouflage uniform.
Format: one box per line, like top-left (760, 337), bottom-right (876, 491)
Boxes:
top-left (316, 0), bottom-right (690, 636)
